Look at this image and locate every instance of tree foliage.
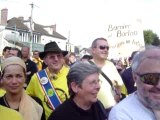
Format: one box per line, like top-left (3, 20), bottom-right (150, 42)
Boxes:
top-left (143, 30), bottom-right (160, 46)
top-left (152, 34), bottom-right (160, 46)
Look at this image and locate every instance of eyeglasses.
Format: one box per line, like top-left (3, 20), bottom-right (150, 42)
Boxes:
top-left (86, 79), bottom-right (102, 87)
top-left (136, 73), bottom-right (160, 86)
top-left (96, 45), bottom-right (109, 50)
top-left (47, 54), bottom-right (63, 59)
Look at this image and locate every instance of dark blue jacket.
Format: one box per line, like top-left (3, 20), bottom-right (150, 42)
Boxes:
top-left (121, 67), bottom-right (137, 94)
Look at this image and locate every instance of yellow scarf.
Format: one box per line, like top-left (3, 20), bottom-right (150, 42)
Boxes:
top-left (19, 90), bottom-right (43, 120)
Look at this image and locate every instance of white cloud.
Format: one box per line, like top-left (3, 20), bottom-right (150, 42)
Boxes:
top-left (0, 0), bottom-right (160, 47)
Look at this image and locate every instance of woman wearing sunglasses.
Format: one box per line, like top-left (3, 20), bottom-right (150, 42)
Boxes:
top-left (109, 45), bottom-right (160, 120)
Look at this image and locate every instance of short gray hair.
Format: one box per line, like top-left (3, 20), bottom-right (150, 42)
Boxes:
top-left (131, 45), bottom-right (160, 72)
top-left (67, 61), bottom-right (100, 98)
top-left (91, 37), bottom-right (107, 48)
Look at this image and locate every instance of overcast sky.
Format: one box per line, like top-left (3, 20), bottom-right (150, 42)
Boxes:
top-left (1, 0), bottom-right (160, 47)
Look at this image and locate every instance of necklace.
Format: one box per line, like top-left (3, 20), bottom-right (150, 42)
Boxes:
top-left (3, 95), bottom-right (19, 111)
top-left (3, 95), bottom-right (10, 107)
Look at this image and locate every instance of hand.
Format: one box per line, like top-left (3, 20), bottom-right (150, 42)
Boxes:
top-left (114, 94), bottom-right (121, 102)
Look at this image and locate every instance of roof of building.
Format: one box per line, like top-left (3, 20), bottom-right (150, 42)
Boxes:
top-left (7, 17), bottom-right (29, 30)
top-left (6, 17), bottom-right (66, 40)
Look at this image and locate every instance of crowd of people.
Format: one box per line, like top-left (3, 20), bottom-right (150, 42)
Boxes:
top-left (0, 37), bottom-right (160, 120)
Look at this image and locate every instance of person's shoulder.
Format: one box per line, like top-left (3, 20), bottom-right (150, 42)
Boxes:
top-left (0, 105), bottom-right (23, 120)
top-left (110, 93), bottom-right (137, 113)
top-left (55, 99), bottom-right (70, 111)
top-left (61, 65), bottom-right (70, 73)
top-left (0, 89), bottom-right (6, 97)
top-left (121, 67), bottom-right (132, 76)
top-left (109, 92), bottom-right (153, 120)
top-left (63, 64), bottom-right (70, 69)
top-left (105, 59), bottom-right (113, 63)
top-left (27, 59), bottom-right (37, 65)
top-left (105, 59), bottom-right (116, 67)
top-left (109, 94), bottom-right (135, 119)
top-left (121, 67), bottom-right (130, 72)
top-left (31, 96), bottom-right (42, 104)
top-left (48, 99), bottom-right (70, 120)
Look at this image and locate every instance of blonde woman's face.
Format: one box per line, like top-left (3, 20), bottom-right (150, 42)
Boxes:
top-left (2, 64), bottom-right (26, 94)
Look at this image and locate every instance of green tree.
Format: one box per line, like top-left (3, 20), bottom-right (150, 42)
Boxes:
top-left (143, 30), bottom-right (154, 44)
top-left (143, 30), bottom-right (160, 46)
top-left (152, 34), bottom-right (160, 46)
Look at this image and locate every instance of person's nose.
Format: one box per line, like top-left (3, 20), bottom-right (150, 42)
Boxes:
top-left (11, 76), bottom-right (17, 83)
top-left (54, 55), bottom-right (59, 61)
top-left (95, 81), bottom-right (101, 90)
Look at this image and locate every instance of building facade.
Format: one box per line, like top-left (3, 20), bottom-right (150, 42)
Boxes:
top-left (0, 8), bottom-right (68, 56)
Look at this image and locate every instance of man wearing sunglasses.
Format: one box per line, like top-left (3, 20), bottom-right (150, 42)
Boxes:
top-left (109, 45), bottom-right (160, 120)
top-left (90, 37), bottom-right (127, 117)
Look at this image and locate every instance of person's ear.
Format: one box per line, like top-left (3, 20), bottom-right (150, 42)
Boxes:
top-left (132, 72), bottom-right (138, 82)
top-left (70, 82), bottom-right (79, 93)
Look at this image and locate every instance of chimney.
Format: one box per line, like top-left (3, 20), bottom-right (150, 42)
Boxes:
top-left (51, 24), bottom-right (56, 32)
top-left (1, 8), bottom-right (8, 25)
top-left (43, 24), bottom-right (56, 34)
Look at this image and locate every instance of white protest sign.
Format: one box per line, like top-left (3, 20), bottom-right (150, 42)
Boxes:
top-left (107, 19), bottom-right (145, 59)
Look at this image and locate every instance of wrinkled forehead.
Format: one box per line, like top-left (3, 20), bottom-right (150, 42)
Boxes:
top-left (46, 52), bottom-right (63, 56)
top-left (143, 49), bottom-right (160, 61)
top-left (96, 39), bottom-right (108, 45)
top-left (141, 58), bottom-right (160, 65)
top-left (145, 48), bottom-right (160, 56)
top-left (138, 58), bottom-right (160, 73)
top-left (138, 49), bottom-right (160, 71)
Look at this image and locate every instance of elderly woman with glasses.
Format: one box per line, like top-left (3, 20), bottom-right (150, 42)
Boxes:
top-left (48, 62), bottom-right (107, 120)
top-left (0, 56), bottom-right (44, 120)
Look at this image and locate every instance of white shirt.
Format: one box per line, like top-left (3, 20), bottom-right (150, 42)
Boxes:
top-left (97, 60), bottom-right (124, 108)
top-left (109, 92), bottom-right (156, 120)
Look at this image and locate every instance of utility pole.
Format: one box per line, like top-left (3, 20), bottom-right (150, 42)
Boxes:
top-left (29, 2), bottom-right (34, 54)
top-left (67, 30), bottom-right (70, 52)
top-left (13, 24), bottom-right (17, 47)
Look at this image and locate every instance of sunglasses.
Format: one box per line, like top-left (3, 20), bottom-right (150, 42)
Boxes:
top-left (136, 73), bottom-right (160, 86)
top-left (97, 45), bottom-right (109, 50)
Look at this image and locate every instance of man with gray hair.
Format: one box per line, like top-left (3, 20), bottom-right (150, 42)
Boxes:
top-left (109, 45), bottom-right (160, 120)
